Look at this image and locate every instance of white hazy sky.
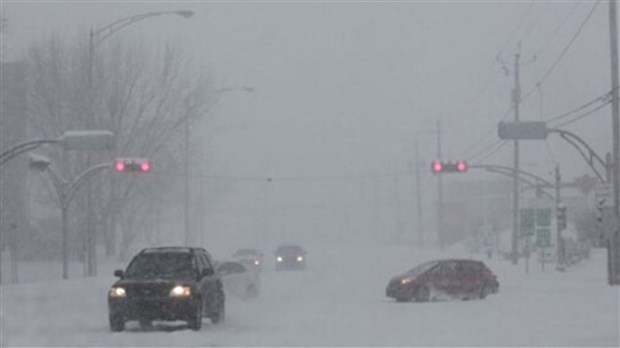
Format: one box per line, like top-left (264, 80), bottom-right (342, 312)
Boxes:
top-left (1, 1), bottom-right (617, 246)
top-left (2, 1), bottom-right (615, 177)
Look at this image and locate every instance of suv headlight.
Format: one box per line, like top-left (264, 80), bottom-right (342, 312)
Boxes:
top-left (169, 285), bottom-right (191, 297)
top-left (276, 256), bottom-right (283, 262)
top-left (109, 286), bottom-right (127, 298)
top-left (296, 256), bottom-right (304, 262)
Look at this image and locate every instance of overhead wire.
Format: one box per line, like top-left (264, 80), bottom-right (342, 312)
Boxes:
top-left (496, 0), bottom-right (537, 59)
top-left (552, 100), bottom-right (611, 129)
top-left (545, 89), bottom-right (613, 124)
top-left (521, 0), bottom-right (602, 103)
top-left (457, 105), bottom-right (513, 160)
top-left (473, 140), bottom-right (509, 164)
top-left (454, 1), bottom-right (538, 161)
top-left (532, 1), bottom-right (581, 59)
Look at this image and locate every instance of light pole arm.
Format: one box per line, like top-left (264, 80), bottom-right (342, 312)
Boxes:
top-left (91, 11), bottom-right (193, 47)
top-left (63, 163), bottom-right (111, 209)
top-left (0, 139), bottom-right (60, 166)
top-left (547, 128), bottom-right (607, 182)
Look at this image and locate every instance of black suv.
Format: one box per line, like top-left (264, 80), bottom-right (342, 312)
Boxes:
top-left (108, 247), bottom-right (225, 331)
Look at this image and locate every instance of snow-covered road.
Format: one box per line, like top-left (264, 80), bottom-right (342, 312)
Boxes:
top-left (1, 242), bottom-right (618, 346)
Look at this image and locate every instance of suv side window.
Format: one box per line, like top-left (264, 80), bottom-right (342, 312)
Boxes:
top-left (204, 251), bottom-right (216, 270)
top-left (196, 251), bottom-right (215, 275)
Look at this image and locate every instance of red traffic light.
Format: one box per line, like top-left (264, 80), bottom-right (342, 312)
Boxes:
top-left (455, 160), bottom-right (468, 172)
top-left (114, 160), bottom-right (125, 172)
top-left (114, 158), bottom-right (151, 173)
top-left (431, 160), bottom-right (468, 174)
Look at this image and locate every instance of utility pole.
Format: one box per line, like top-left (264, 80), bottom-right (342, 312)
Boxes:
top-left (608, 0), bottom-right (620, 285)
top-left (555, 165), bottom-right (565, 271)
top-left (184, 117), bottom-right (191, 246)
top-left (511, 46), bottom-right (522, 265)
top-left (415, 139), bottom-right (424, 248)
top-left (437, 120), bottom-right (444, 251)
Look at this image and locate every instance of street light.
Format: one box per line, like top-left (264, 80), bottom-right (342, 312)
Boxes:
top-left (85, 10), bottom-right (194, 273)
top-left (28, 154), bottom-right (111, 280)
top-left (0, 130), bottom-right (114, 167)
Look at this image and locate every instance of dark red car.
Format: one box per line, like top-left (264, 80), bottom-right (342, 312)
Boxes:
top-left (386, 259), bottom-right (499, 302)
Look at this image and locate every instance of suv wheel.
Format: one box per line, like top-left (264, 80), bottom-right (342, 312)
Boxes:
top-left (188, 301), bottom-right (202, 331)
top-left (210, 299), bottom-right (225, 324)
top-left (109, 314), bottom-right (125, 332)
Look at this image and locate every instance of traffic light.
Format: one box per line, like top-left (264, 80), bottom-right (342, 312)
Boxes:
top-left (557, 205), bottom-right (567, 231)
top-left (114, 158), bottom-right (151, 173)
top-left (430, 160), bottom-right (468, 174)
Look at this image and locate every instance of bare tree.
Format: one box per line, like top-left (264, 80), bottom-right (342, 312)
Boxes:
top-left (25, 33), bottom-right (217, 269)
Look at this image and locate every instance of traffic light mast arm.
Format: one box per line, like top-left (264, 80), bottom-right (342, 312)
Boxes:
top-left (469, 164), bottom-right (554, 187)
top-left (547, 128), bottom-right (607, 182)
top-left (469, 164), bottom-right (555, 200)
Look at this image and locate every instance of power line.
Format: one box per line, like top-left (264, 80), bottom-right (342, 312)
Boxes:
top-left (476, 141), bottom-right (509, 164)
top-left (467, 139), bottom-right (503, 162)
top-left (522, 0), bottom-right (602, 103)
top-left (546, 89), bottom-right (613, 124)
top-left (532, 1), bottom-right (581, 59)
top-left (496, 1), bottom-right (537, 59)
top-left (457, 105), bottom-right (513, 159)
top-left (553, 99), bottom-right (611, 129)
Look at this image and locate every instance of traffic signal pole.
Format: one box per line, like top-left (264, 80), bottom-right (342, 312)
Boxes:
top-left (608, 0), bottom-right (620, 285)
top-left (555, 165), bottom-right (565, 271)
top-left (415, 139), bottom-right (424, 248)
top-left (436, 120), bottom-right (444, 251)
top-left (511, 47), bottom-right (522, 265)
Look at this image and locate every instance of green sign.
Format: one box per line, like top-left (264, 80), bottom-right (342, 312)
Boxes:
top-left (536, 228), bottom-right (551, 248)
top-left (536, 208), bottom-right (552, 227)
top-left (520, 208), bottom-right (535, 236)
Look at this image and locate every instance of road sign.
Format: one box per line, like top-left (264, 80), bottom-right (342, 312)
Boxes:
top-left (520, 208), bottom-right (535, 236)
top-left (595, 183), bottom-right (613, 208)
top-left (536, 228), bottom-right (551, 248)
top-left (536, 208), bottom-right (552, 227)
top-left (498, 121), bottom-right (548, 140)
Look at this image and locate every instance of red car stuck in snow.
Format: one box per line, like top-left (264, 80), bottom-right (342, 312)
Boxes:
top-left (386, 259), bottom-right (499, 302)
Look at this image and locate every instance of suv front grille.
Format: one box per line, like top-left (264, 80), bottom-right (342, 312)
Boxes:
top-left (126, 284), bottom-right (170, 298)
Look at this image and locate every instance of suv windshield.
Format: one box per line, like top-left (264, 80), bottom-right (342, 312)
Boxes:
top-left (124, 252), bottom-right (196, 280)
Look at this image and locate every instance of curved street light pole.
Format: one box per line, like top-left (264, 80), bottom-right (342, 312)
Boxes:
top-left (85, 10), bottom-right (193, 272)
top-left (30, 156), bottom-right (111, 280)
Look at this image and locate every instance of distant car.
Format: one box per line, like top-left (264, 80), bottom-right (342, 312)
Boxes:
top-left (217, 260), bottom-right (261, 299)
top-left (386, 259), bottom-right (499, 302)
top-left (232, 248), bottom-right (264, 271)
top-left (274, 244), bottom-right (307, 271)
top-left (107, 247), bottom-right (225, 332)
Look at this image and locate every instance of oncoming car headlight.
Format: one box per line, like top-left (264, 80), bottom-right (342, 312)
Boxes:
top-left (296, 256), bottom-right (304, 262)
top-left (169, 285), bottom-right (191, 297)
top-left (254, 260), bottom-right (260, 265)
top-left (109, 287), bottom-right (127, 298)
top-left (276, 256), bottom-right (283, 262)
